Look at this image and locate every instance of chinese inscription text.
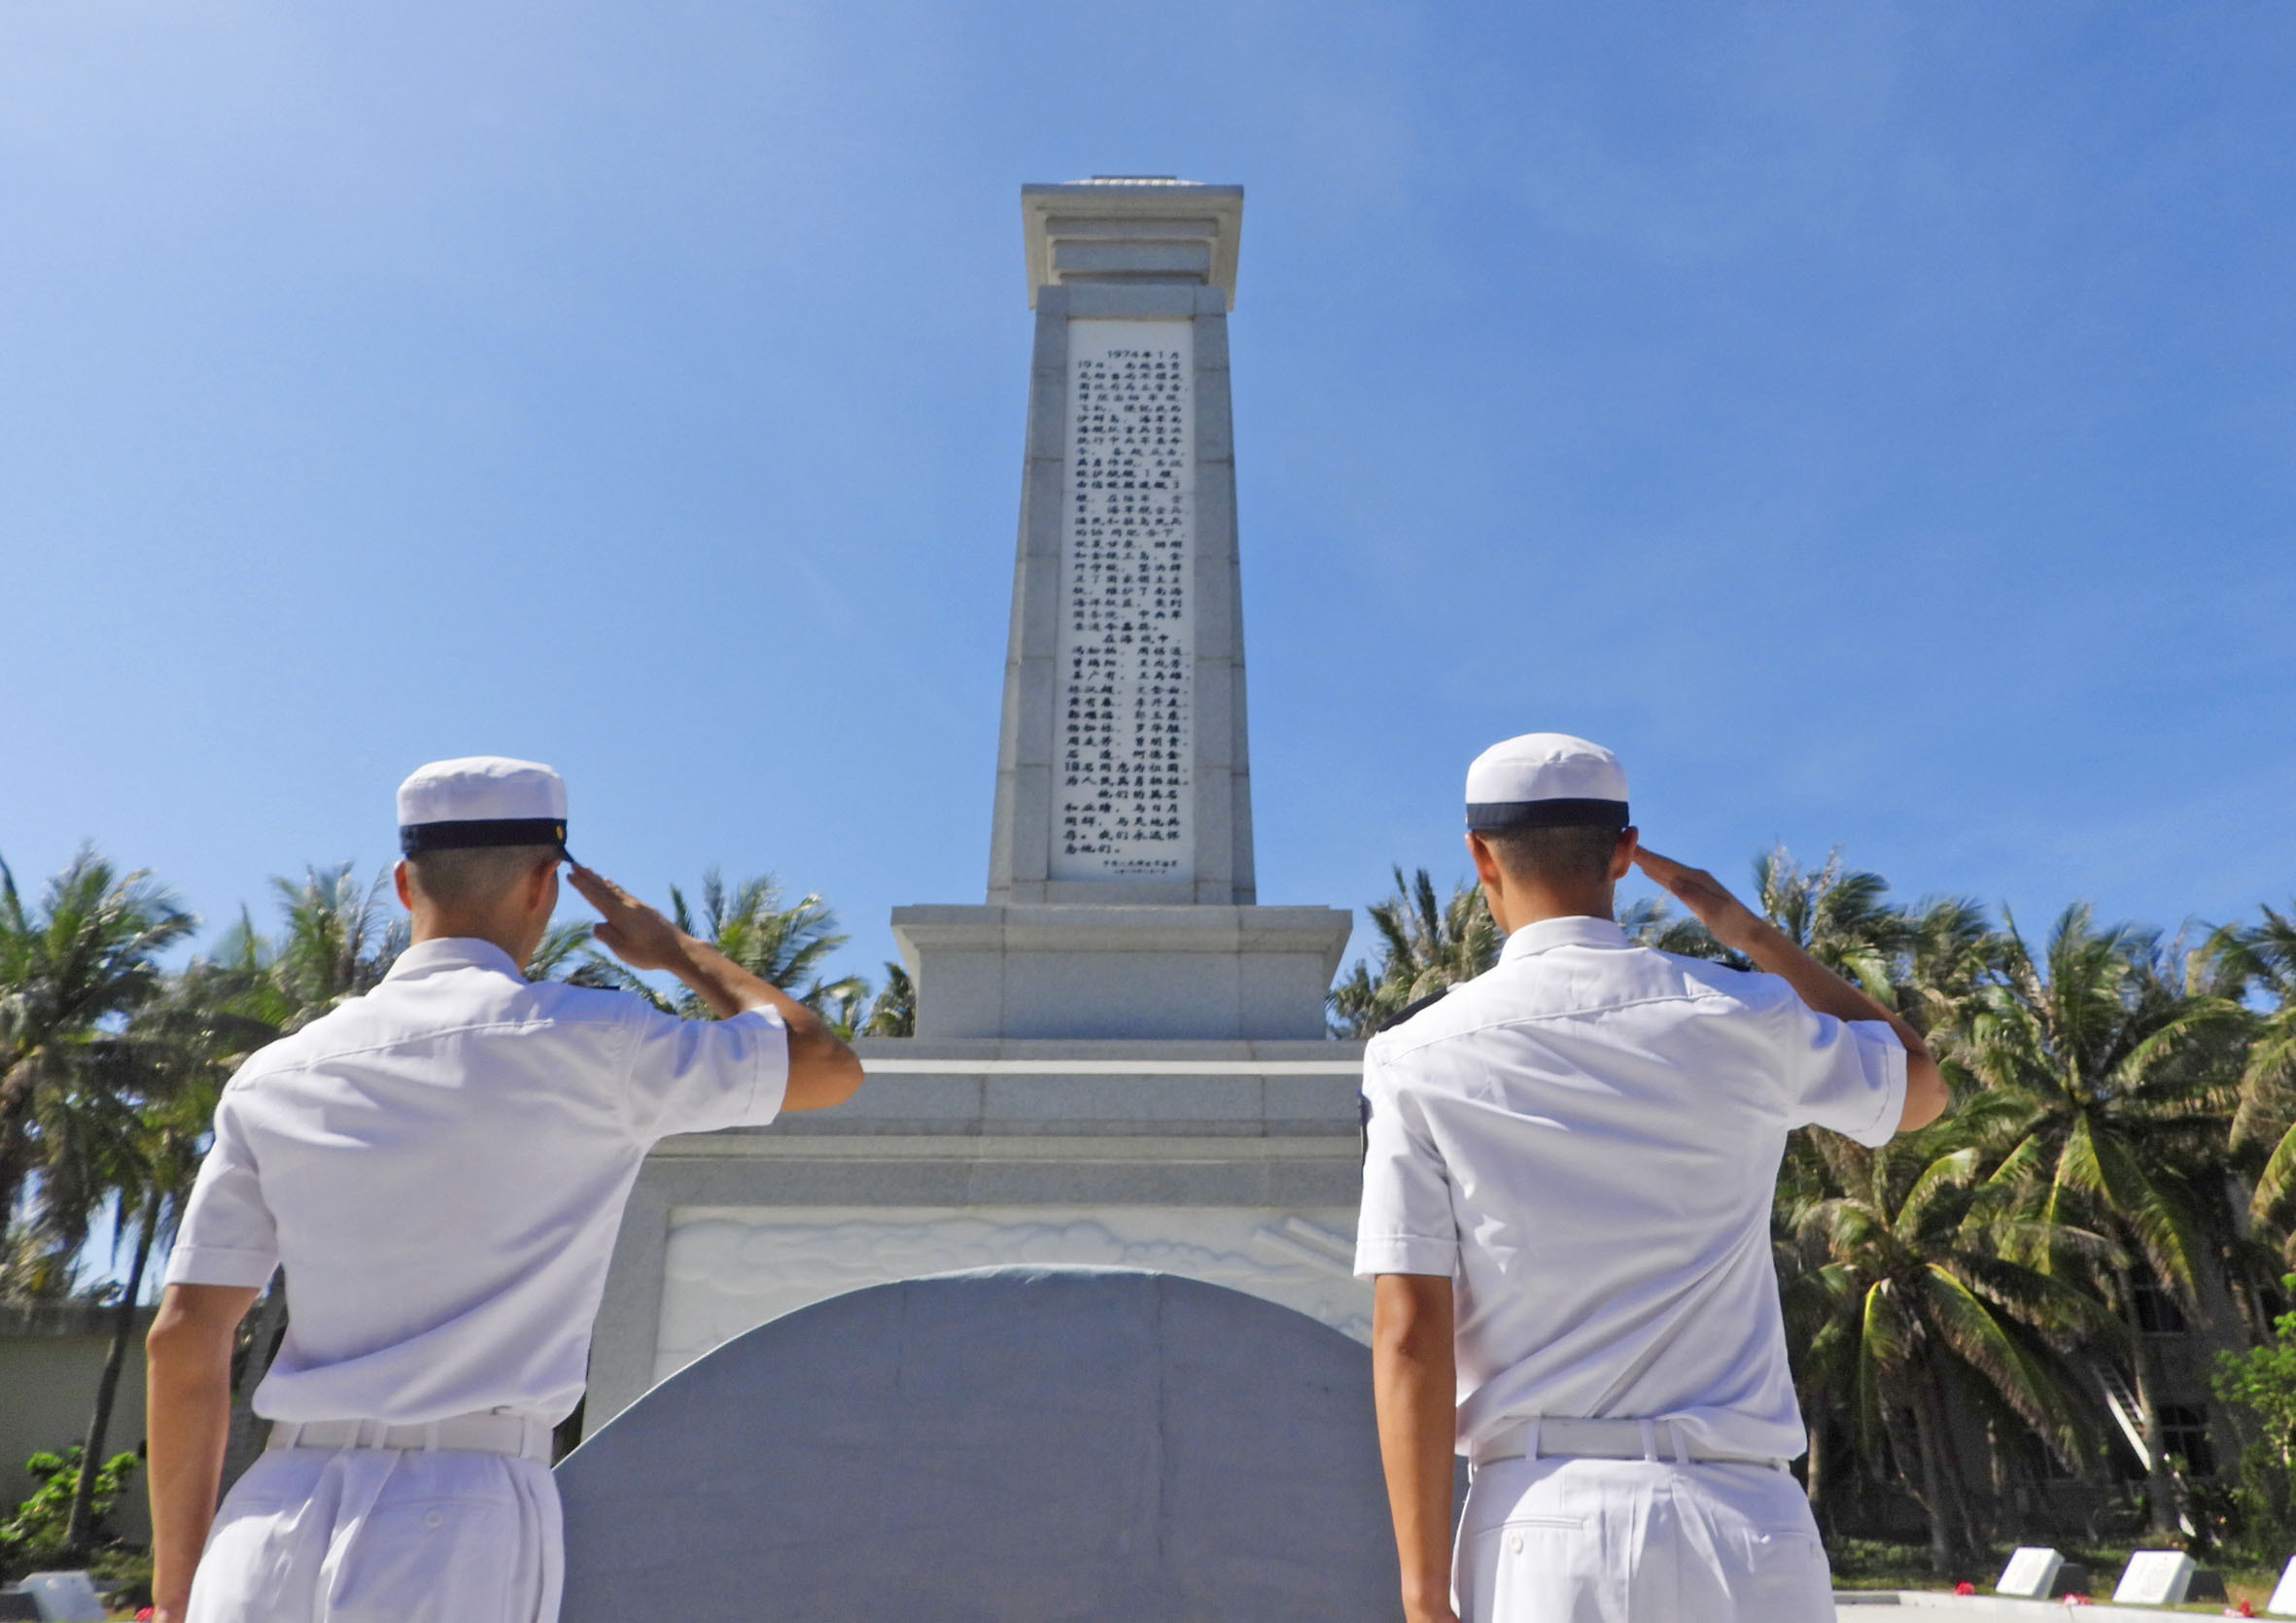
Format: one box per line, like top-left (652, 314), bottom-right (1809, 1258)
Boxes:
top-left (1053, 321), bottom-right (1195, 881)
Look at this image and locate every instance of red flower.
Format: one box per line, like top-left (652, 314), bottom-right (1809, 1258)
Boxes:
top-left (1955, 1581), bottom-right (1975, 1595)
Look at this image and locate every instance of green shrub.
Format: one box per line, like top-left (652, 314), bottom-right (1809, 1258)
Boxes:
top-left (2212, 1275), bottom-right (2296, 1562)
top-left (0, 1446), bottom-right (140, 1579)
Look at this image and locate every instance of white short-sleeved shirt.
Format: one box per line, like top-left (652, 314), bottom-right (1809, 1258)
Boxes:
top-left (165, 937), bottom-right (790, 1427)
top-left (1353, 915), bottom-right (1905, 1461)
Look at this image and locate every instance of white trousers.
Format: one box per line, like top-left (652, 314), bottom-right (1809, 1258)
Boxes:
top-left (1453, 1455), bottom-right (1833, 1623)
top-left (188, 1447), bottom-right (562, 1623)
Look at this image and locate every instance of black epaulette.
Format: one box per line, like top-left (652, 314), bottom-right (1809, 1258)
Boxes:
top-left (1375, 985), bottom-right (1451, 1034)
top-left (1361, 986), bottom-right (1454, 1165)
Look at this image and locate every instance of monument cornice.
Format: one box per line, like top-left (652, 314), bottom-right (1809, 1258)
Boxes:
top-left (1021, 178), bottom-right (1244, 309)
top-left (891, 903), bottom-right (1354, 962)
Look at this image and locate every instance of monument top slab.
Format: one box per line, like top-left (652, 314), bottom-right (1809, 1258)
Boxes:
top-left (1023, 179), bottom-right (1243, 309)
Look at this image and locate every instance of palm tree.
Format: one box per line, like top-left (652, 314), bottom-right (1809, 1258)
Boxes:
top-left (1898, 896), bottom-right (2000, 1037)
top-left (671, 871), bottom-right (857, 1016)
top-left (2228, 906), bottom-right (2296, 1245)
top-left (3, 1030), bottom-right (140, 1299)
top-left (525, 919), bottom-right (619, 985)
top-left (1787, 1133), bottom-right (2117, 1573)
top-left (1618, 894), bottom-right (1736, 961)
top-left (1328, 867), bottom-right (1499, 1037)
top-left (68, 1183), bottom-right (162, 1557)
top-left (1955, 905), bottom-right (2250, 1531)
top-left (57, 963), bottom-right (277, 1554)
top-left (817, 982), bottom-right (870, 1040)
top-left (861, 963), bottom-right (915, 1037)
top-left (197, 864), bottom-right (405, 1038)
top-left (0, 848), bottom-right (194, 1282)
top-left (262, 864), bottom-right (404, 1028)
top-left (1754, 846), bottom-right (1912, 998)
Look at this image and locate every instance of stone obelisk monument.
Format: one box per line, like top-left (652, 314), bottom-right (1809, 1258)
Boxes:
top-left (897, 178), bottom-right (1351, 1037)
top-left (584, 181), bottom-right (1364, 1431)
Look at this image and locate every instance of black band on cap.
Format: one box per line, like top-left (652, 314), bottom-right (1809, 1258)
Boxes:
top-left (1466, 798), bottom-right (1630, 832)
top-left (400, 818), bottom-right (568, 856)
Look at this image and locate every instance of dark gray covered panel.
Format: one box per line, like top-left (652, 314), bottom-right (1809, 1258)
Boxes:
top-left (558, 1265), bottom-right (1400, 1622)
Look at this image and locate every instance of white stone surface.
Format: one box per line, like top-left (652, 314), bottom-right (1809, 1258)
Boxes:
top-left (2111, 1549), bottom-right (2195, 1605)
top-left (1021, 180), bottom-right (1243, 309)
top-left (1833, 1595), bottom-right (2194, 1618)
top-left (891, 904), bottom-right (1352, 1041)
top-left (17, 1571), bottom-right (104, 1622)
top-left (2268, 1552), bottom-right (2296, 1614)
top-left (1994, 1546), bottom-right (2062, 1598)
top-left (652, 1204), bottom-right (1367, 1384)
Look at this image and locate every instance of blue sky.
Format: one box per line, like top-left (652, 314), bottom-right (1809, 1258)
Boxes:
top-left (4, 1), bottom-right (2292, 998)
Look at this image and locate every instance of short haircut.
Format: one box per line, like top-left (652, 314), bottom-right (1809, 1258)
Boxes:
top-left (1480, 823), bottom-right (1623, 890)
top-left (404, 845), bottom-right (559, 912)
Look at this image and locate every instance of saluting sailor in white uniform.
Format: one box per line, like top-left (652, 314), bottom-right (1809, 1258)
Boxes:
top-left (143, 757), bottom-right (864, 1623)
top-left (1357, 734), bottom-right (1950, 1623)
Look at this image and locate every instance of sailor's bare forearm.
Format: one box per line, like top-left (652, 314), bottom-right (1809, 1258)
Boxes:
top-left (1634, 847), bottom-right (1948, 1130)
top-left (1734, 919), bottom-right (1911, 1040)
top-left (147, 1285), bottom-right (256, 1622)
top-left (667, 935), bottom-right (863, 1109)
top-left (569, 864), bottom-right (862, 1109)
top-left (661, 932), bottom-right (787, 1021)
top-left (1374, 1273), bottom-right (1462, 1623)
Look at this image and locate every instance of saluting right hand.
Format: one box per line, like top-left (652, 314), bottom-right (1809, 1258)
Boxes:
top-left (1631, 846), bottom-right (1767, 954)
top-left (568, 865), bottom-right (689, 972)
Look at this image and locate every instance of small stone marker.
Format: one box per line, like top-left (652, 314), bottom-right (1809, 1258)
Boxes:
top-left (2266, 1553), bottom-right (2296, 1615)
top-left (1996, 1546), bottom-right (2063, 1598)
top-left (2112, 1549), bottom-right (2197, 1606)
top-left (15, 1572), bottom-right (103, 1623)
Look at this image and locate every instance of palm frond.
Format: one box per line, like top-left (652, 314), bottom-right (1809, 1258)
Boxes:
top-left (1916, 1263), bottom-right (2088, 1463)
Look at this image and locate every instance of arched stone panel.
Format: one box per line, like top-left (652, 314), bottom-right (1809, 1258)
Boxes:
top-left (558, 1264), bottom-right (1401, 1622)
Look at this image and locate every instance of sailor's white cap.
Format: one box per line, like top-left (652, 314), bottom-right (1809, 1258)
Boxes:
top-left (396, 756), bottom-right (569, 856)
top-left (1465, 733), bottom-right (1630, 831)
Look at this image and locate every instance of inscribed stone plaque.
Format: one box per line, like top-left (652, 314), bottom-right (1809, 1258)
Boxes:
top-left (2112, 1549), bottom-right (2195, 1605)
top-left (1052, 319), bottom-right (1195, 882)
top-left (1995, 1546), bottom-right (2062, 1598)
top-left (2267, 1552), bottom-right (2296, 1614)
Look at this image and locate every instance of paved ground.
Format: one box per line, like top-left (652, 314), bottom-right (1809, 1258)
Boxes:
top-left (1837, 1595), bottom-right (2255, 1617)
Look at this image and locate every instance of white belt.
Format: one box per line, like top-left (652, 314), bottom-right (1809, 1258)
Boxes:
top-left (267, 1411), bottom-right (555, 1463)
top-left (1472, 1416), bottom-right (1787, 1471)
